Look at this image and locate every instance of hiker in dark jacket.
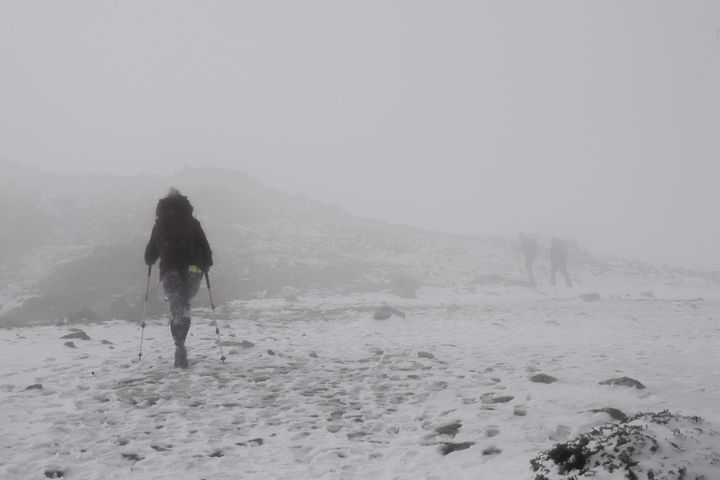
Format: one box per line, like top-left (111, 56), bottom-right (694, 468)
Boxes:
top-left (144, 188), bottom-right (213, 368)
top-left (519, 233), bottom-right (538, 287)
top-left (549, 237), bottom-right (572, 287)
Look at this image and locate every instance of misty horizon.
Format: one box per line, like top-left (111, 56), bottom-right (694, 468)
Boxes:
top-left (2, 158), bottom-right (717, 273)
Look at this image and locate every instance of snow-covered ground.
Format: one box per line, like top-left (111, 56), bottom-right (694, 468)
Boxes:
top-left (1, 285), bottom-right (719, 479)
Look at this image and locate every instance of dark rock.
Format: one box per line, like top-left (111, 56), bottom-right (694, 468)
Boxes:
top-left (266, 349), bottom-right (276, 356)
top-left (484, 395), bottom-right (514, 404)
top-left (434, 421), bottom-right (462, 437)
top-left (580, 293), bottom-right (601, 302)
top-left (417, 351), bottom-right (435, 360)
top-left (374, 305), bottom-right (406, 320)
top-left (61, 330), bottom-right (91, 341)
top-left (529, 373), bottom-right (557, 384)
top-left (101, 339), bottom-right (114, 345)
top-left (64, 341), bottom-right (76, 349)
top-left (347, 431), bottom-right (368, 441)
top-left (482, 446), bottom-right (502, 456)
top-left (530, 411), bottom-right (715, 480)
top-left (440, 442), bottom-right (474, 455)
top-left (44, 470), bottom-right (64, 478)
top-left (221, 340), bottom-right (255, 348)
top-left (25, 383), bottom-right (43, 390)
top-left (599, 376), bottom-right (645, 389)
top-left (309, 351), bottom-right (318, 358)
top-left (208, 449), bottom-right (223, 457)
top-left (121, 453), bottom-right (143, 462)
top-left (513, 406), bottom-right (527, 416)
top-left (248, 438), bottom-right (263, 446)
top-left (590, 407), bottom-right (628, 422)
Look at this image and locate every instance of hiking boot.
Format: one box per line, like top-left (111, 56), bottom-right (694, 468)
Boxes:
top-left (174, 345), bottom-right (188, 368)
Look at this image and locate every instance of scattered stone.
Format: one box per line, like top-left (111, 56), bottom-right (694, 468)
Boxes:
top-left (513, 406), bottom-right (527, 416)
top-left (24, 383), bottom-right (43, 391)
top-left (61, 330), bottom-right (91, 341)
top-left (101, 339), bottom-right (114, 345)
top-left (434, 421), bottom-right (462, 438)
top-left (440, 442), bottom-right (474, 455)
top-left (590, 407), bottom-right (628, 422)
top-left (266, 349), bottom-right (276, 356)
top-left (220, 340), bottom-right (255, 348)
top-left (529, 373), bottom-right (558, 384)
top-left (121, 453), bottom-right (143, 462)
top-left (44, 470), bottom-right (64, 478)
top-left (417, 351), bottom-right (435, 360)
top-left (482, 446), bottom-right (502, 456)
top-left (483, 395), bottom-right (514, 404)
top-left (309, 351), bottom-right (318, 358)
top-left (373, 305), bottom-right (406, 320)
top-left (485, 427), bottom-right (500, 438)
top-left (326, 424), bottom-right (342, 433)
top-left (208, 449), bottom-right (223, 457)
top-left (429, 381), bottom-right (448, 391)
top-left (347, 431), bottom-right (368, 441)
top-left (599, 376), bottom-right (646, 389)
top-left (580, 293), bottom-right (601, 302)
top-left (248, 438), bottom-right (264, 446)
top-left (151, 445), bottom-right (170, 452)
top-left (64, 341), bottom-right (77, 349)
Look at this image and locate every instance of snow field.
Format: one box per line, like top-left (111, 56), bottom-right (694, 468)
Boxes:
top-left (1, 290), bottom-right (719, 479)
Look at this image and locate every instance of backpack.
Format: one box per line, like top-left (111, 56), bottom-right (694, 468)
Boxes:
top-left (154, 197), bottom-right (196, 269)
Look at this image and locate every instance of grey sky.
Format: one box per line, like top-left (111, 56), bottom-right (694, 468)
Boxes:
top-left (1, 1), bottom-right (719, 270)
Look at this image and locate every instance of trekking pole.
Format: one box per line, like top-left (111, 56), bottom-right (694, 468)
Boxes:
top-left (137, 265), bottom-right (152, 360)
top-left (205, 271), bottom-right (226, 363)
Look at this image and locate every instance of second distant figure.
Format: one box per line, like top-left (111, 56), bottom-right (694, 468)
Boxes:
top-left (549, 237), bottom-right (572, 287)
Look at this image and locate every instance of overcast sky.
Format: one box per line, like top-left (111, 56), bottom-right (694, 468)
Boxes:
top-left (1, 1), bottom-right (719, 270)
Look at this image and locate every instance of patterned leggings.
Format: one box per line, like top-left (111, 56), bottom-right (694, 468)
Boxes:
top-left (162, 270), bottom-right (203, 346)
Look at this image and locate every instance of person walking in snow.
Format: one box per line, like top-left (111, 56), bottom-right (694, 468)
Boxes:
top-left (549, 237), bottom-right (572, 287)
top-left (144, 188), bottom-right (213, 368)
top-left (518, 233), bottom-right (538, 287)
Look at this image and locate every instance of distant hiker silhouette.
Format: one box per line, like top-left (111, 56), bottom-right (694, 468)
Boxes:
top-left (549, 237), bottom-right (572, 287)
top-left (144, 188), bottom-right (213, 368)
top-left (518, 233), bottom-right (538, 287)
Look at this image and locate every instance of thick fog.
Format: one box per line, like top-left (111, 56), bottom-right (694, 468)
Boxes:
top-left (1, 1), bottom-right (719, 270)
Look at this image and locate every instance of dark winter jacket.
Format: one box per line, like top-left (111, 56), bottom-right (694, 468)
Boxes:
top-left (144, 194), bottom-right (213, 279)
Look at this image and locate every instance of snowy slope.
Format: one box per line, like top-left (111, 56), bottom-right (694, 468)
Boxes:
top-left (2, 283), bottom-right (719, 479)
